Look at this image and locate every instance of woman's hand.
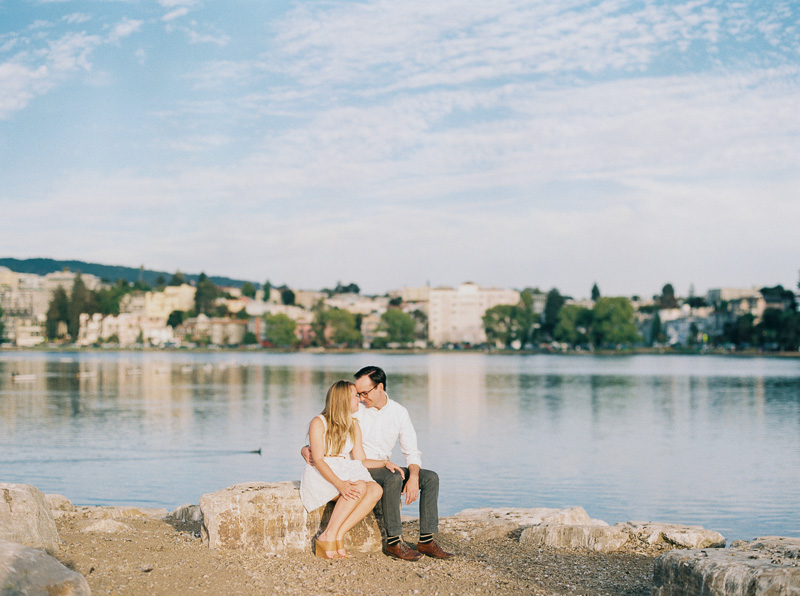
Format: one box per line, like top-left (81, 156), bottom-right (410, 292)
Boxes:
top-left (337, 480), bottom-right (363, 500)
top-left (384, 461), bottom-right (405, 479)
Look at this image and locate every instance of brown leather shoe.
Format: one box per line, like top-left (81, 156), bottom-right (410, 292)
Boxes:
top-left (416, 540), bottom-right (454, 559)
top-left (383, 541), bottom-right (423, 561)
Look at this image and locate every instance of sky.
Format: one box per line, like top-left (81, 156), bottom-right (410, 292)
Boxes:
top-left (1, 0), bottom-right (798, 299)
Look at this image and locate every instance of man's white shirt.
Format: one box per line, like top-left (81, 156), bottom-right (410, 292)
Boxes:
top-left (353, 397), bottom-right (422, 468)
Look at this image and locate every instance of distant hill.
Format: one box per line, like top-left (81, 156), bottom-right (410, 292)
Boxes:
top-left (0, 257), bottom-right (256, 288)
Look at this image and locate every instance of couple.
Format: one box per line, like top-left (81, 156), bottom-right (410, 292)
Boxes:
top-left (300, 365), bottom-right (453, 561)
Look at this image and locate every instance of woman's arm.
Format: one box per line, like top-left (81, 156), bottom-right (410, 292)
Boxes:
top-left (352, 423), bottom-right (405, 477)
top-left (308, 417), bottom-right (362, 500)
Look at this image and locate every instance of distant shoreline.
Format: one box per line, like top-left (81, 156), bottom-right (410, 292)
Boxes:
top-left (2, 345), bottom-right (799, 358)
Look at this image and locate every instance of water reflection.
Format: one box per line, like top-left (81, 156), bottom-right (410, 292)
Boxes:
top-left (1, 352), bottom-right (799, 542)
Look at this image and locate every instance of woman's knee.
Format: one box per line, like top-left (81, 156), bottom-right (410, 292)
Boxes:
top-left (367, 482), bottom-right (383, 501)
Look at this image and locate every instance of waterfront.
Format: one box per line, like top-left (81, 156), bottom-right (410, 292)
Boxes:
top-left (2, 351), bottom-right (798, 543)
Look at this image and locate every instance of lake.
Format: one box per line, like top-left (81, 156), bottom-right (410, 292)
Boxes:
top-left (1, 351), bottom-right (798, 543)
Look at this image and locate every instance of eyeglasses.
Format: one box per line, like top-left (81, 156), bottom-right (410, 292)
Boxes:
top-left (356, 384), bottom-right (378, 399)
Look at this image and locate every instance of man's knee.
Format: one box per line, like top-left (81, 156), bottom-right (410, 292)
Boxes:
top-left (382, 470), bottom-right (404, 493)
top-left (420, 469), bottom-right (439, 489)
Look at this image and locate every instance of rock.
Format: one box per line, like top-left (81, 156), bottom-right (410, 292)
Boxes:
top-left (0, 483), bottom-right (59, 552)
top-left (520, 523), bottom-right (630, 553)
top-left (45, 494), bottom-right (74, 512)
top-left (168, 504), bottom-right (203, 523)
top-left (618, 521), bottom-right (726, 549)
top-left (0, 538), bottom-right (90, 596)
top-left (652, 536), bottom-right (800, 596)
top-left (439, 507), bottom-right (606, 541)
top-left (77, 519), bottom-right (131, 533)
top-left (199, 481), bottom-right (382, 555)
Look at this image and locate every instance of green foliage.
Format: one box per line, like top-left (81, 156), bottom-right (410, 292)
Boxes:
top-left (95, 280), bottom-right (130, 316)
top-left (388, 296), bottom-right (403, 307)
top-left (167, 310), bottom-right (186, 328)
top-left (263, 280), bottom-right (272, 301)
top-left (659, 283), bottom-right (679, 309)
top-left (68, 274), bottom-right (97, 340)
top-left (169, 271), bottom-right (185, 286)
top-left (281, 289), bottom-right (295, 306)
top-left (241, 282), bottom-right (256, 298)
top-left (243, 331), bottom-right (259, 345)
top-left (650, 311), bottom-right (665, 345)
top-left (0, 305), bottom-right (5, 341)
top-left (482, 304), bottom-right (521, 348)
top-left (321, 308), bottom-right (361, 347)
top-left (591, 283), bottom-right (601, 301)
top-left (379, 309), bottom-right (416, 346)
top-left (755, 308), bottom-right (800, 351)
top-left (235, 308), bottom-right (250, 320)
top-left (263, 313), bottom-right (298, 347)
top-left (194, 273), bottom-right (218, 315)
top-left (214, 303), bottom-right (229, 318)
top-left (591, 297), bottom-right (641, 347)
top-left (46, 286), bottom-right (70, 340)
top-left (541, 288), bottom-right (565, 338)
top-left (324, 282), bottom-right (360, 296)
top-left (554, 304), bottom-right (592, 346)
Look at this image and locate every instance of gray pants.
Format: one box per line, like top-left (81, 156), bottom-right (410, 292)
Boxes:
top-left (368, 467), bottom-right (439, 538)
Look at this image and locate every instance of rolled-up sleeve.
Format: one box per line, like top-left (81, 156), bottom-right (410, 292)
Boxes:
top-left (398, 407), bottom-right (423, 468)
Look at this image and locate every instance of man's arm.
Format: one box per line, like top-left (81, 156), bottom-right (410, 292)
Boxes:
top-left (300, 444), bottom-right (314, 465)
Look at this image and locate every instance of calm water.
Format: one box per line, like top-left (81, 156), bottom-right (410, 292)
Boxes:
top-left (1, 351), bottom-right (798, 543)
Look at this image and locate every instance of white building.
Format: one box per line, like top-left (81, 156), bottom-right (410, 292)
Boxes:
top-left (428, 282), bottom-right (520, 347)
top-left (144, 284), bottom-right (196, 318)
top-left (324, 293), bottom-right (389, 315)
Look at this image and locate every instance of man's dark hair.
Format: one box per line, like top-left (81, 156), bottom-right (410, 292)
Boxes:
top-left (354, 365), bottom-right (386, 389)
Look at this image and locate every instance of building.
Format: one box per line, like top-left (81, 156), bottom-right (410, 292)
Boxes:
top-left (428, 282), bottom-right (520, 347)
top-left (144, 284), bottom-right (196, 319)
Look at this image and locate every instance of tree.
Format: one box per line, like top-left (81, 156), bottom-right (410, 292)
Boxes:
top-left (167, 310), bottom-right (186, 328)
top-left (235, 308), bottom-right (250, 320)
top-left (0, 305), bottom-right (4, 341)
top-left (46, 286), bottom-right (70, 340)
top-left (194, 273), bottom-right (218, 315)
top-left (241, 282), bottom-right (256, 298)
top-left (169, 271), bottom-right (185, 286)
top-left (591, 297), bottom-right (641, 347)
top-left (263, 280), bottom-right (272, 302)
top-left (68, 273), bottom-right (97, 340)
top-left (659, 283), bottom-right (679, 309)
top-left (379, 309), bottom-right (416, 347)
top-left (155, 274), bottom-right (167, 289)
top-left (591, 283), bottom-right (601, 302)
top-left (541, 288), bottom-right (565, 338)
top-left (263, 313), bottom-right (298, 347)
top-left (650, 311), bottom-right (665, 345)
top-left (324, 308), bottom-right (361, 346)
top-left (281, 289), bottom-right (296, 306)
top-left (554, 304), bottom-right (592, 346)
top-left (95, 280), bottom-right (130, 316)
top-left (482, 304), bottom-right (520, 348)
top-left (516, 290), bottom-right (538, 347)
top-left (242, 331), bottom-right (258, 345)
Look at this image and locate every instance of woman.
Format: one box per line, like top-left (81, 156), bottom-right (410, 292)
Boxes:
top-left (300, 380), bottom-right (388, 559)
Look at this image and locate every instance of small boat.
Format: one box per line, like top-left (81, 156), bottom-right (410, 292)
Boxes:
top-left (11, 373), bottom-right (36, 383)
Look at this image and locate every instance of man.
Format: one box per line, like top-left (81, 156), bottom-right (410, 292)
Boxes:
top-left (303, 365), bottom-right (453, 561)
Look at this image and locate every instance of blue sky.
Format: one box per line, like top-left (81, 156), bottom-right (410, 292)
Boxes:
top-left (1, 0), bottom-right (798, 298)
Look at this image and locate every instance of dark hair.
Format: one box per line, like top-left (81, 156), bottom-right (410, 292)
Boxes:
top-left (354, 365), bottom-right (386, 389)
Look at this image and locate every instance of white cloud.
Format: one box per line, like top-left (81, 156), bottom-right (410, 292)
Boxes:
top-left (63, 13), bottom-right (92, 25)
top-left (162, 8), bottom-right (190, 22)
top-left (107, 18), bottom-right (143, 44)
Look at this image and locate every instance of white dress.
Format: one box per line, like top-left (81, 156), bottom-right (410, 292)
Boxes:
top-left (300, 415), bottom-right (375, 512)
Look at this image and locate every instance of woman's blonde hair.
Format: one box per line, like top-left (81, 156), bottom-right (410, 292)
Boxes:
top-left (321, 380), bottom-right (357, 456)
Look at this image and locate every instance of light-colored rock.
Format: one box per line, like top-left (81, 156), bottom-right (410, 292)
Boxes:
top-left (45, 494), bottom-right (74, 512)
top-left (168, 504), bottom-right (203, 523)
top-left (618, 521), bottom-right (726, 549)
top-left (77, 519), bottom-right (131, 533)
top-left (652, 536), bottom-right (800, 596)
top-left (0, 538), bottom-right (90, 596)
top-left (0, 483), bottom-right (59, 552)
top-left (63, 505), bottom-right (169, 520)
top-left (520, 523), bottom-right (630, 553)
top-left (439, 507), bottom-right (606, 541)
top-left (199, 481), bottom-right (382, 555)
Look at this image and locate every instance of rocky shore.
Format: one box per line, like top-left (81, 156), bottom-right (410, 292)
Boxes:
top-left (2, 482), bottom-right (799, 596)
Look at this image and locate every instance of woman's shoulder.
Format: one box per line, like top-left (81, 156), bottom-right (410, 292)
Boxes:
top-left (310, 415), bottom-right (326, 429)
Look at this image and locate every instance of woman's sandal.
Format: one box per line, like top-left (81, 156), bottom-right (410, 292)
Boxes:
top-left (315, 539), bottom-right (340, 559)
top-left (336, 539), bottom-right (352, 558)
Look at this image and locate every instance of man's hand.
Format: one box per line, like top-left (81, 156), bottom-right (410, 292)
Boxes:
top-left (402, 474), bottom-right (419, 505)
top-left (300, 445), bottom-right (314, 466)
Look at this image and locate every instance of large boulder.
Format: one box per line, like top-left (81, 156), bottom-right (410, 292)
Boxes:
top-left (0, 484), bottom-right (59, 552)
top-left (652, 536), bottom-right (800, 596)
top-left (0, 539), bottom-right (90, 596)
top-left (520, 523), bottom-right (630, 553)
top-left (439, 506), bottom-right (606, 541)
top-left (618, 521), bottom-right (726, 549)
top-left (199, 481), bottom-right (382, 555)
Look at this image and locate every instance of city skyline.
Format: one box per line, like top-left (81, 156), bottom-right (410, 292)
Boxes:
top-left (2, 1), bottom-right (799, 299)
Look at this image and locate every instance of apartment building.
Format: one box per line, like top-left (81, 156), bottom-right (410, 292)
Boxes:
top-left (428, 282), bottom-right (520, 347)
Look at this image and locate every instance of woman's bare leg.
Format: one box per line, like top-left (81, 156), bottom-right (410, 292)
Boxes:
top-left (334, 482), bottom-right (383, 556)
top-left (317, 488), bottom-right (364, 557)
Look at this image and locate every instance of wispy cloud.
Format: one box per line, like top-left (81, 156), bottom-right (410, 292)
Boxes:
top-left (107, 18), bottom-right (143, 44)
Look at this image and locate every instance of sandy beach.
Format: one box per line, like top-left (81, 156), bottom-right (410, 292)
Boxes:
top-left (54, 514), bottom-right (670, 596)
